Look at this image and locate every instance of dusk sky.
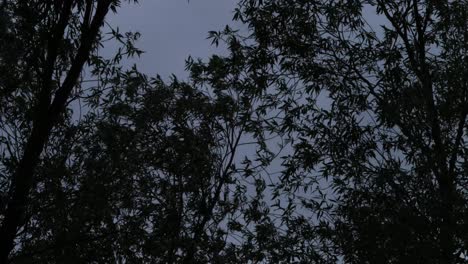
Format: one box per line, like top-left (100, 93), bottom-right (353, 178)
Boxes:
top-left (109, 0), bottom-right (239, 79)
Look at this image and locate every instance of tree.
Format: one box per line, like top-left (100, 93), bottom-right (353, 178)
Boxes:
top-left (0, 0), bottom-right (139, 262)
top-left (3, 0), bottom-right (468, 263)
top-left (206, 0), bottom-right (468, 262)
top-left (10, 71), bottom-right (252, 262)
top-left (1, 1), bottom-right (259, 262)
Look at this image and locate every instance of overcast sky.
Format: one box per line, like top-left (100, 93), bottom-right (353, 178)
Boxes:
top-left (108, 0), bottom-right (239, 79)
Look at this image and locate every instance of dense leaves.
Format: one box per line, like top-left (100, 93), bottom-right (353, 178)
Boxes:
top-left (211, 0), bottom-right (468, 263)
top-left (1, 0), bottom-right (468, 263)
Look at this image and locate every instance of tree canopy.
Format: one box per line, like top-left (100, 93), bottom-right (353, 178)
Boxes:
top-left (1, 0), bottom-right (467, 263)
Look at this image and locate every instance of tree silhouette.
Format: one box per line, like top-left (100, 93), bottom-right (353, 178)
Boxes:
top-left (1, 0), bottom-right (468, 263)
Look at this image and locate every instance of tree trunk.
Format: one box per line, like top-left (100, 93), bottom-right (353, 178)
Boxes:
top-left (0, 1), bottom-right (111, 262)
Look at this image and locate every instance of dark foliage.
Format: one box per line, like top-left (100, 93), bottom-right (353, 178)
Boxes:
top-left (1, 0), bottom-right (468, 263)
